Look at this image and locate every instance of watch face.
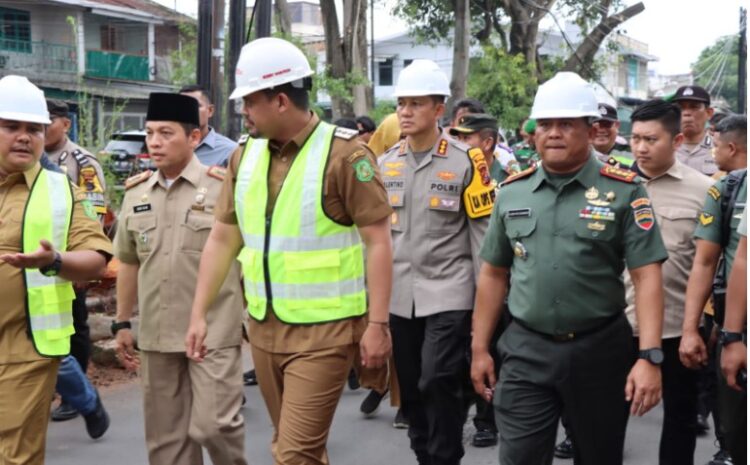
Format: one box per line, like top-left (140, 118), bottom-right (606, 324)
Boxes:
top-left (649, 349), bottom-right (664, 365)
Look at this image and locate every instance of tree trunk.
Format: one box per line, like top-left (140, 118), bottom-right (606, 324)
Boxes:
top-left (319, 0), bottom-right (353, 118)
top-left (345, 0), bottom-right (370, 116)
top-left (561, 2), bottom-right (645, 77)
top-left (502, 0), bottom-right (555, 77)
top-left (449, 0), bottom-right (470, 109)
top-left (274, 0), bottom-right (292, 36)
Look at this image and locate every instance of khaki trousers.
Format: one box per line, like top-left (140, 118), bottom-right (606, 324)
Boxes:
top-left (0, 359), bottom-right (59, 465)
top-left (356, 355), bottom-right (401, 407)
top-left (141, 347), bottom-right (246, 465)
top-left (251, 343), bottom-right (356, 465)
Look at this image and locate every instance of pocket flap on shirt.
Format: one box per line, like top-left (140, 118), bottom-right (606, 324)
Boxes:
top-left (659, 207), bottom-right (698, 221)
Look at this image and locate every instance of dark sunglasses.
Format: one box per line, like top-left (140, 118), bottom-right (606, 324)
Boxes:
top-left (594, 120), bottom-right (615, 129)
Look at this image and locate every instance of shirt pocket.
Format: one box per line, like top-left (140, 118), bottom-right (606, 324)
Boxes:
top-left (427, 197), bottom-right (463, 234)
top-left (657, 207), bottom-right (699, 252)
top-left (181, 210), bottom-right (214, 253)
top-left (504, 216), bottom-right (537, 240)
top-left (126, 215), bottom-right (157, 256)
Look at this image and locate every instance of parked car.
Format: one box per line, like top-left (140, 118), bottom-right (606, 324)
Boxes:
top-left (101, 130), bottom-right (152, 185)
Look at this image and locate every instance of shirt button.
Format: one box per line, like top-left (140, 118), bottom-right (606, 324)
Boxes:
top-left (553, 297), bottom-right (561, 305)
top-left (164, 251), bottom-right (169, 256)
top-left (552, 263), bottom-right (559, 270)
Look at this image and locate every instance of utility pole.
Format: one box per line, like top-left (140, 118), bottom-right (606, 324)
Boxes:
top-left (210, 0), bottom-right (226, 131)
top-left (197, 0), bottom-right (212, 91)
top-left (370, 0), bottom-right (375, 103)
top-left (226, 0), bottom-right (247, 140)
top-left (255, 0), bottom-right (272, 38)
top-left (739, 6), bottom-right (747, 114)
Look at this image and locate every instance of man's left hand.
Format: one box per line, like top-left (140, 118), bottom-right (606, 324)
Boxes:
top-left (0, 239), bottom-right (56, 269)
top-left (721, 342), bottom-right (747, 391)
top-left (625, 359), bottom-right (662, 416)
top-left (360, 323), bottom-right (391, 369)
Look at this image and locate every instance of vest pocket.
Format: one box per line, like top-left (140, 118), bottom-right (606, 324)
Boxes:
top-left (282, 250), bottom-right (342, 309)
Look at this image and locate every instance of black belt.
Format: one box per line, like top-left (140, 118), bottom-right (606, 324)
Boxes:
top-left (513, 313), bottom-right (623, 342)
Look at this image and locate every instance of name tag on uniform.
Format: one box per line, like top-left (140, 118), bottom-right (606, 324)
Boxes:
top-left (507, 208), bottom-right (531, 219)
top-left (384, 180), bottom-right (405, 190)
top-left (134, 204), bottom-right (152, 213)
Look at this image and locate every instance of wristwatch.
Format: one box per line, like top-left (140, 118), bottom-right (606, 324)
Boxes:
top-left (39, 251), bottom-right (62, 277)
top-left (719, 330), bottom-right (744, 347)
top-left (638, 348), bottom-right (664, 365)
top-left (111, 320), bottom-right (132, 336)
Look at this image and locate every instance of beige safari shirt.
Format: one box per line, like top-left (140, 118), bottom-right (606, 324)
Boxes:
top-left (625, 161), bottom-right (714, 338)
top-left (676, 132), bottom-right (717, 177)
top-left (47, 138), bottom-right (107, 215)
top-left (379, 135), bottom-right (490, 318)
top-left (114, 156), bottom-right (244, 352)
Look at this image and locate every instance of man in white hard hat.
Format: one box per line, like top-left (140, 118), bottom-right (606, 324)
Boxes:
top-left (0, 75), bottom-right (111, 465)
top-left (471, 72), bottom-right (667, 465)
top-left (379, 59), bottom-right (495, 465)
top-left (185, 37), bottom-right (394, 465)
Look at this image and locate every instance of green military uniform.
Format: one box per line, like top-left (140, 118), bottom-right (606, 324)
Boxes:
top-left (480, 154), bottom-right (668, 464)
top-left (511, 143), bottom-right (539, 170)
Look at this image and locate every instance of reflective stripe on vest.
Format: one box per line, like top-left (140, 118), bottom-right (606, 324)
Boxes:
top-left (234, 122), bottom-right (367, 323)
top-left (23, 168), bottom-right (75, 356)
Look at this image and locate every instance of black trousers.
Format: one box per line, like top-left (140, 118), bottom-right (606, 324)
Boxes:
top-left (391, 310), bottom-right (472, 465)
top-left (70, 288), bottom-right (91, 371)
top-left (716, 342), bottom-right (747, 465)
top-left (634, 336), bottom-right (698, 465)
top-left (697, 315), bottom-right (724, 447)
top-left (495, 314), bottom-right (635, 465)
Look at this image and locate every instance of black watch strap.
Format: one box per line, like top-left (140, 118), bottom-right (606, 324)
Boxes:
top-left (638, 348), bottom-right (664, 365)
top-left (111, 320), bottom-right (132, 336)
top-left (39, 251), bottom-right (62, 277)
top-left (720, 330), bottom-right (744, 346)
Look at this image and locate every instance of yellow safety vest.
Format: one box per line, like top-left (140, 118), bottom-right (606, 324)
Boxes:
top-left (234, 122), bottom-right (367, 323)
top-left (23, 168), bottom-right (75, 356)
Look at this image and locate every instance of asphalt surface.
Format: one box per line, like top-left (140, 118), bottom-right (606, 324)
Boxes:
top-left (46, 355), bottom-right (719, 465)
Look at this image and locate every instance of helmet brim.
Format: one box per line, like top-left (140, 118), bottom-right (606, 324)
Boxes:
top-left (0, 111), bottom-right (50, 124)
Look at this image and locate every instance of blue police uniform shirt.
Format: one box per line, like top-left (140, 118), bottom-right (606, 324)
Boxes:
top-left (194, 127), bottom-right (239, 167)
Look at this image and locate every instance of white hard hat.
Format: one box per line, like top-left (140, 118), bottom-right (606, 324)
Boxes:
top-left (0, 75), bottom-right (50, 124)
top-left (229, 37), bottom-right (314, 100)
top-left (529, 72), bottom-right (599, 120)
top-left (393, 59), bottom-right (451, 98)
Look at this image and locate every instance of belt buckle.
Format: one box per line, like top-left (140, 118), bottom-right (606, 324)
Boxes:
top-left (553, 332), bottom-right (575, 342)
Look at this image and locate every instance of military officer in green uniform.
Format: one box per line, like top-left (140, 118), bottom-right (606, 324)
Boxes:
top-left (449, 113), bottom-right (513, 185)
top-left (471, 72), bottom-right (668, 465)
top-left (512, 118), bottom-right (540, 170)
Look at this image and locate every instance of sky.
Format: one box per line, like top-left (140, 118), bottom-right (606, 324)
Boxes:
top-left (156, 0), bottom-right (745, 76)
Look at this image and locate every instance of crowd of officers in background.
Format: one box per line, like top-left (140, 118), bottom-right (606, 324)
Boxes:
top-left (0, 35), bottom-right (746, 465)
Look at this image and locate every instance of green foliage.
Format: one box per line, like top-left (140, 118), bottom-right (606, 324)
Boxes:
top-left (369, 100), bottom-right (396, 125)
top-left (169, 22), bottom-right (198, 87)
top-left (466, 47), bottom-right (540, 131)
top-left (692, 35), bottom-right (740, 111)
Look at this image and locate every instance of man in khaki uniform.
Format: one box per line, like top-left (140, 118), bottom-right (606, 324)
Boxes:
top-left (45, 98), bottom-right (109, 421)
top-left (380, 59), bottom-right (494, 465)
top-left (0, 75), bottom-right (111, 465)
top-left (672, 85), bottom-right (717, 177)
top-left (186, 37), bottom-right (393, 465)
top-left (113, 93), bottom-right (247, 465)
top-left (623, 100), bottom-right (713, 465)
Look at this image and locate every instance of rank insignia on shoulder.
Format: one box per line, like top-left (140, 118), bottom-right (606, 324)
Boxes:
top-left (207, 166), bottom-right (226, 181)
top-left (334, 126), bottom-right (359, 140)
top-left (125, 170), bottom-right (153, 189)
top-left (238, 134), bottom-right (250, 145)
top-left (699, 212), bottom-right (714, 226)
top-left (707, 186), bottom-right (721, 201)
top-left (347, 149), bottom-right (367, 164)
top-left (398, 140), bottom-right (407, 156)
top-left (501, 164), bottom-right (537, 186)
top-left (436, 139), bottom-right (448, 157)
top-left (600, 165), bottom-right (637, 183)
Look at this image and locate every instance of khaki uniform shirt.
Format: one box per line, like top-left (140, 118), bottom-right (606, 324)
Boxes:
top-left (676, 133), bottom-right (717, 177)
top-left (624, 161), bottom-right (714, 338)
top-left (47, 137), bottom-right (107, 216)
top-left (379, 136), bottom-right (490, 318)
top-left (0, 163), bottom-right (112, 364)
top-left (214, 113), bottom-right (393, 354)
top-left (481, 154), bottom-right (668, 335)
top-left (114, 156), bottom-right (244, 352)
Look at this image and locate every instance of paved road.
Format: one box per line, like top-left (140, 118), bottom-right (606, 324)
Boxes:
top-left (47, 368), bottom-right (718, 465)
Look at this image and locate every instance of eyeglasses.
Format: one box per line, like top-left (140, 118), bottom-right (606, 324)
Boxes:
top-left (594, 120), bottom-right (615, 129)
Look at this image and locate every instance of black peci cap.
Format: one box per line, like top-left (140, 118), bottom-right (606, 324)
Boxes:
top-left (146, 93), bottom-right (200, 126)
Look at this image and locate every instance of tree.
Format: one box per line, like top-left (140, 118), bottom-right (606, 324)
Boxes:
top-left (169, 22), bottom-right (197, 87)
top-left (450, 0), bottom-right (471, 106)
top-left (692, 36), bottom-right (740, 111)
top-left (274, 0), bottom-right (292, 36)
top-left (319, 0), bottom-right (370, 119)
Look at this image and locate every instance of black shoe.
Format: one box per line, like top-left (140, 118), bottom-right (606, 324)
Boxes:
top-left (706, 449), bottom-right (734, 465)
top-left (243, 369), bottom-right (258, 386)
top-left (392, 408), bottom-right (409, 429)
top-left (360, 389), bottom-right (387, 417)
top-left (696, 414), bottom-right (710, 435)
top-left (472, 428), bottom-right (498, 447)
top-left (347, 369), bottom-right (360, 390)
top-left (83, 393), bottom-right (110, 439)
top-left (554, 436), bottom-right (574, 459)
top-left (51, 401), bottom-right (79, 422)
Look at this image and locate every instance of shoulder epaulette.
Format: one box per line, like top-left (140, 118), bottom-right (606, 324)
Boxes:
top-left (334, 127), bottom-right (358, 140)
top-left (71, 149), bottom-right (91, 168)
top-left (125, 170), bottom-right (153, 190)
top-left (207, 165), bottom-right (226, 181)
top-left (238, 134), bottom-right (250, 145)
top-left (501, 164), bottom-right (537, 186)
top-left (600, 165), bottom-right (637, 183)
